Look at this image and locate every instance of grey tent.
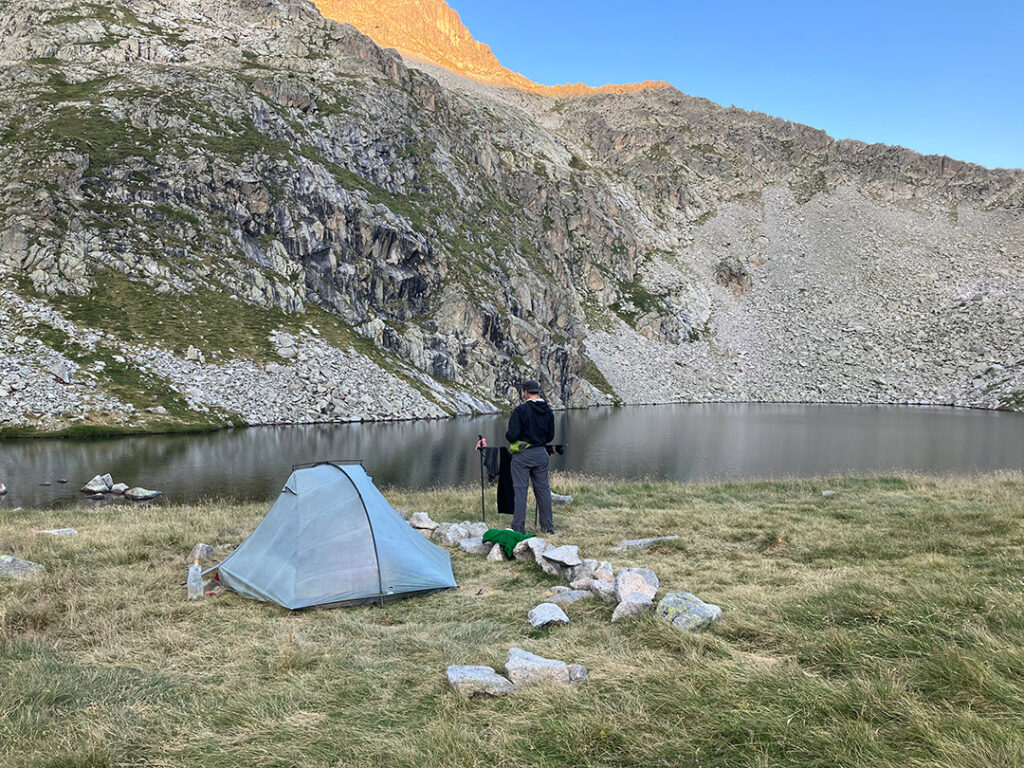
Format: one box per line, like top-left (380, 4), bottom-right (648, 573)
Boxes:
top-left (213, 462), bottom-right (456, 609)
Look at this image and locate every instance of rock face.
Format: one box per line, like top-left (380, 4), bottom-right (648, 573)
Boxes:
top-left (0, 555), bottom-right (45, 579)
top-left (0, 0), bottom-right (1021, 439)
top-left (446, 665), bottom-right (515, 698)
top-left (656, 592), bottom-right (722, 631)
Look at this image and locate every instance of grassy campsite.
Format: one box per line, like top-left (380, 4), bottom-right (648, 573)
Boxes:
top-left (3, 473), bottom-right (1024, 767)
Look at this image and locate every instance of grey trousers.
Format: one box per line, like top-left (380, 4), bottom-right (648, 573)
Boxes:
top-left (511, 446), bottom-right (553, 533)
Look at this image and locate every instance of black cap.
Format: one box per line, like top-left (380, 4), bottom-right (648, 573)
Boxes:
top-left (522, 379), bottom-right (541, 394)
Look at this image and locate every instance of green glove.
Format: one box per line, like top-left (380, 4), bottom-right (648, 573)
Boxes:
top-left (510, 440), bottom-right (530, 454)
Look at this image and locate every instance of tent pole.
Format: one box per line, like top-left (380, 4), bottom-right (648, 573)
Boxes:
top-left (478, 435), bottom-right (486, 524)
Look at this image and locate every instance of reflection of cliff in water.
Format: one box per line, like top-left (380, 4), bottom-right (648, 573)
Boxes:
top-left (1, 404), bottom-right (1023, 509)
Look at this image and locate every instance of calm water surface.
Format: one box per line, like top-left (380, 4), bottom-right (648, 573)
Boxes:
top-left (1, 404), bottom-right (1022, 509)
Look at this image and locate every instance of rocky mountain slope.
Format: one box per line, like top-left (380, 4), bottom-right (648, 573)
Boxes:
top-left (0, 0), bottom-right (1021, 436)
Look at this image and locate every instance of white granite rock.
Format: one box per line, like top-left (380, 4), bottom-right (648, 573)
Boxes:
top-left (504, 648), bottom-right (570, 686)
top-left (446, 665), bottom-right (515, 698)
top-left (527, 602), bottom-right (570, 628)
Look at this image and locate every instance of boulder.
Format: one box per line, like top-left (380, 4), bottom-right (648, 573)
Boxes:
top-left (49, 360), bottom-right (72, 384)
top-left (394, 508), bottom-right (411, 521)
top-left (0, 555), bottom-right (45, 580)
top-left (125, 487), bottom-right (162, 501)
top-left (433, 522), bottom-right (469, 547)
top-left (543, 545), bottom-right (582, 568)
top-left (611, 593), bottom-right (655, 622)
top-left (656, 592), bottom-right (722, 631)
top-left (109, 483), bottom-right (130, 495)
top-left (504, 648), bottom-right (570, 687)
top-left (614, 535), bottom-right (680, 551)
top-left (408, 512), bottom-right (438, 532)
top-left (35, 528), bottom-right (78, 537)
top-left (551, 493), bottom-right (573, 505)
top-left (100, 473), bottom-right (113, 489)
top-left (188, 543), bottom-right (215, 563)
top-left (545, 589), bottom-right (594, 606)
top-left (80, 475), bottom-right (109, 494)
top-left (527, 602), bottom-right (570, 628)
top-left (459, 537), bottom-right (493, 556)
top-left (614, 568), bottom-right (659, 602)
top-left (486, 543), bottom-right (506, 562)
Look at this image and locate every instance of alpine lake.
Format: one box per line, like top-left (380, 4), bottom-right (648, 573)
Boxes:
top-left (1, 403), bottom-right (1022, 510)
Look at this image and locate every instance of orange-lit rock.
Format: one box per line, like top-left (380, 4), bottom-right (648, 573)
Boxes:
top-left (313, 0), bottom-right (670, 96)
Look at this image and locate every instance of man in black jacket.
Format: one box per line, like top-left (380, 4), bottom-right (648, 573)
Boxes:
top-left (505, 379), bottom-right (555, 534)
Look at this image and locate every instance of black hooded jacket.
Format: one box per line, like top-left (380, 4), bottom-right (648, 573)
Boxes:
top-left (505, 398), bottom-right (555, 447)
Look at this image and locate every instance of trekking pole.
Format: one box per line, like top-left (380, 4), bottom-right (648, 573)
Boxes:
top-left (478, 434), bottom-right (486, 524)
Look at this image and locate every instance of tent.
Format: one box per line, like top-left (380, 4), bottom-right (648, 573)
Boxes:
top-left (212, 462), bottom-right (457, 609)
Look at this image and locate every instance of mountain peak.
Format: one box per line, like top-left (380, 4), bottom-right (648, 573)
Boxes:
top-left (313, 0), bottom-right (670, 97)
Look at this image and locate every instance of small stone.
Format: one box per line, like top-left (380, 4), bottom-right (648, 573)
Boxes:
top-left (592, 561), bottom-right (615, 582)
top-left (35, 528), bottom-right (78, 537)
top-left (461, 521), bottom-right (489, 538)
top-left (568, 558), bottom-right (598, 583)
top-left (567, 664), bottom-right (589, 683)
top-left (486, 543), bottom-right (506, 561)
top-left (656, 592), bottom-right (723, 631)
top-left (189, 543), bottom-right (215, 563)
top-left (446, 665), bottom-right (515, 698)
top-left (545, 589), bottom-right (594, 606)
top-left (0, 555), bottom-right (45, 580)
top-left (527, 602), bottom-right (570, 628)
top-left (822, 490), bottom-right (836, 497)
top-left (433, 522), bottom-right (469, 547)
top-left (550, 493), bottom-right (573, 505)
top-left (80, 475), bottom-right (108, 494)
top-left (582, 578), bottom-right (617, 603)
top-left (109, 483), bottom-right (130, 495)
top-left (459, 536), bottom-right (493, 556)
top-left (614, 568), bottom-right (659, 602)
top-left (614, 535), bottom-right (680, 550)
top-left (611, 593), bottom-right (655, 622)
top-left (409, 512), bottom-right (438, 532)
top-left (393, 508), bottom-right (411, 521)
top-left (125, 487), bottom-right (162, 501)
top-left (543, 545), bottom-right (582, 568)
top-left (504, 647), bottom-right (570, 686)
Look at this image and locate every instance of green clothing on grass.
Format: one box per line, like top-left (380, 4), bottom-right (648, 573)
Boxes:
top-left (482, 528), bottom-right (535, 558)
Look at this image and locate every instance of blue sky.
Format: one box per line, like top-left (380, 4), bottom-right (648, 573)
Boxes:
top-left (449, 1), bottom-right (1024, 170)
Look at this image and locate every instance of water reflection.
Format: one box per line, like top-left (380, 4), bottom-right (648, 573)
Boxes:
top-left (0, 404), bottom-right (1021, 509)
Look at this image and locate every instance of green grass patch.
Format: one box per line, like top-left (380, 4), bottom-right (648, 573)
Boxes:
top-left (1, 474), bottom-right (1023, 766)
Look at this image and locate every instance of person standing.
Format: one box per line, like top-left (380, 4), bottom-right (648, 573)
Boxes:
top-left (505, 379), bottom-right (555, 534)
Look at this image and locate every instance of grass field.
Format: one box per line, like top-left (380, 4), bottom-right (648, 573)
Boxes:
top-left (2, 474), bottom-right (1024, 767)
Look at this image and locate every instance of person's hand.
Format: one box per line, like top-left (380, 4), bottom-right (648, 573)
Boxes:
top-left (475, 438), bottom-right (487, 450)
